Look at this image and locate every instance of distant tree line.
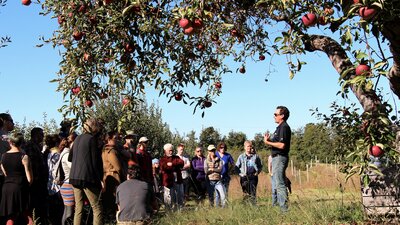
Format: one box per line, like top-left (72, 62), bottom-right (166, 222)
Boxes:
top-left (12, 96), bottom-right (342, 171)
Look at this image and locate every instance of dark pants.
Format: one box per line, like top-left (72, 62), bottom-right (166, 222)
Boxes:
top-left (240, 175), bottom-right (258, 205)
top-left (48, 192), bottom-right (64, 225)
top-left (192, 178), bottom-right (207, 203)
top-left (0, 175), bottom-right (4, 224)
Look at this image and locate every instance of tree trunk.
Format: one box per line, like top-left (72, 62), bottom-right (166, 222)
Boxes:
top-left (304, 34), bottom-right (382, 113)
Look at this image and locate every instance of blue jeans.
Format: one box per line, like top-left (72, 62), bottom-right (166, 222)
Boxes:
top-left (216, 176), bottom-right (230, 206)
top-left (272, 155), bottom-right (288, 211)
top-left (271, 175), bottom-right (277, 206)
top-left (163, 183), bottom-right (184, 210)
top-left (207, 180), bottom-right (226, 207)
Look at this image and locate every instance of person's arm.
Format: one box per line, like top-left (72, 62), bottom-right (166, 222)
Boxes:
top-left (234, 155), bottom-right (242, 174)
top-left (264, 125), bottom-right (290, 150)
top-left (65, 152), bottom-right (72, 169)
top-left (267, 155), bottom-right (272, 174)
top-left (264, 134), bottom-right (285, 149)
top-left (183, 157), bottom-right (191, 170)
top-left (1, 164), bottom-right (6, 177)
top-left (204, 158), bottom-right (210, 174)
top-left (256, 155), bottom-right (263, 175)
top-left (160, 158), bottom-right (173, 172)
top-left (214, 160), bottom-right (223, 174)
top-left (22, 154), bottom-right (33, 185)
top-left (173, 156), bottom-right (184, 168)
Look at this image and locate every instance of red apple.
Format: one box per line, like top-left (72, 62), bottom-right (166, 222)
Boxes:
top-left (324, 7), bottom-right (334, 16)
top-left (78, 4), bottom-right (87, 13)
top-left (83, 53), bottom-right (92, 62)
top-left (124, 43), bottom-right (134, 53)
top-left (259, 55), bottom-right (265, 61)
top-left (104, 0), bottom-right (113, 4)
top-left (58, 16), bottom-right (65, 25)
top-left (184, 26), bottom-right (194, 35)
top-left (122, 98), bottom-right (130, 106)
top-left (302, 13), bottom-right (318, 27)
top-left (193, 18), bottom-right (203, 29)
top-left (370, 145), bottom-right (384, 157)
top-left (100, 92), bottom-right (108, 99)
top-left (85, 100), bottom-right (93, 107)
top-left (203, 100), bottom-right (212, 108)
top-left (359, 7), bottom-right (377, 20)
top-left (62, 40), bottom-right (71, 48)
top-left (353, 0), bottom-right (360, 3)
top-left (73, 31), bottom-right (84, 41)
top-left (239, 67), bottom-right (246, 74)
top-left (89, 16), bottom-right (98, 25)
top-left (197, 44), bottom-right (205, 51)
top-left (22, 0), bottom-right (31, 6)
top-left (71, 87), bottom-right (81, 95)
top-left (174, 93), bottom-right (182, 101)
top-left (132, 6), bottom-right (141, 12)
top-left (355, 64), bottom-right (370, 76)
top-left (230, 29), bottom-right (238, 37)
top-left (179, 18), bottom-right (191, 29)
top-left (214, 82), bottom-right (222, 89)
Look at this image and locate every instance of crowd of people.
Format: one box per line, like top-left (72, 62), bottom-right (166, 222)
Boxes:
top-left (0, 105), bottom-right (292, 225)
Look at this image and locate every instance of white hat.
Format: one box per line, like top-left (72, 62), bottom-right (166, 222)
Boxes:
top-left (124, 130), bottom-right (137, 139)
top-left (207, 145), bottom-right (216, 151)
top-left (139, 136), bottom-right (149, 143)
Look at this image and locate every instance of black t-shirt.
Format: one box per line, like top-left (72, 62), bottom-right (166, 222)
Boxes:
top-left (271, 121), bottom-right (291, 156)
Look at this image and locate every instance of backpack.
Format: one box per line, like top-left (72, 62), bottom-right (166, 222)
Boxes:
top-left (52, 152), bottom-right (66, 185)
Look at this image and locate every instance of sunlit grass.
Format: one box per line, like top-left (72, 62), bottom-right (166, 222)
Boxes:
top-left (152, 164), bottom-right (365, 225)
top-left (153, 195), bottom-right (364, 225)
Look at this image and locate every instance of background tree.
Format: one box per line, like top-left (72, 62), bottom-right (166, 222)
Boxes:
top-left (37, 0), bottom-right (400, 175)
top-left (199, 126), bottom-right (221, 147)
top-left (183, 130), bottom-right (199, 154)
top-left (13, 113), bottom-right (58, 140)
top-left (253, 132), bottom-right (269, 152)
top-left (89, 93), bottom-right (174, 158)
top-left (224, 130), bottom-right (247, 150)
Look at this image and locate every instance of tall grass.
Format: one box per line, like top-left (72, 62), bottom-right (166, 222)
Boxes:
top-left (152, 164), bottom-right (366, 224)
top-left (153, 196), bottom-right (364, 224)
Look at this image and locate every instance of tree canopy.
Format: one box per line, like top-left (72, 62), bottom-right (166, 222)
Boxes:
top-left (36, 0), bottom-right (400, 175)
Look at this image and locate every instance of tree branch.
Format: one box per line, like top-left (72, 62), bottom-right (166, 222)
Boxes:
top-left (381, 20), bottom-right (400, 99)
top-left (304, 34), bottom-right (382, 113)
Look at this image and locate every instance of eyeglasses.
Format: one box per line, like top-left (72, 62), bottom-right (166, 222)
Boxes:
top-left (220, 147), bottom-right (225, 149)
top-left (274, 113), bottom-right (281, 117)
top-left (196, 150), bottom-right (201, 152)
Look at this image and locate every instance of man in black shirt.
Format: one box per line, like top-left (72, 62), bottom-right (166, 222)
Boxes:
top-left (264, 106), bottom-right (291, 212)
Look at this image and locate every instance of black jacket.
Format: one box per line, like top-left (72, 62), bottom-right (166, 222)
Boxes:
top-left (69, 133), bottom-right (103, 188)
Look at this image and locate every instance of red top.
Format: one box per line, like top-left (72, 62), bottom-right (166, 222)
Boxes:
top-left (159, 155), bottom-right (184, 188)
top-left (135, 150), bottom-right (153, 184)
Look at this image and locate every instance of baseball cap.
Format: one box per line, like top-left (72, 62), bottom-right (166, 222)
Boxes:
top-left (124, 130), bottom-right (137, 139)
top-left (207, 145), bottom-right (216, 151)
top-left (139, 136), bottom-right (149, 143)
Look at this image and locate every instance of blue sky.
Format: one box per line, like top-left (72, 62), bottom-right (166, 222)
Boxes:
top-left (1, 1), bottom-right (392, 139)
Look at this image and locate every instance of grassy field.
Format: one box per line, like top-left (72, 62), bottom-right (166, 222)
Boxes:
top-left (152, 164), bottom-right (368, 225)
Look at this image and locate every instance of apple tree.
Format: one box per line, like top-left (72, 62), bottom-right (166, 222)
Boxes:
top-left (0, 0), bottom-right (11, 49)
top-left (37, 0), bottom-right (400, 177)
